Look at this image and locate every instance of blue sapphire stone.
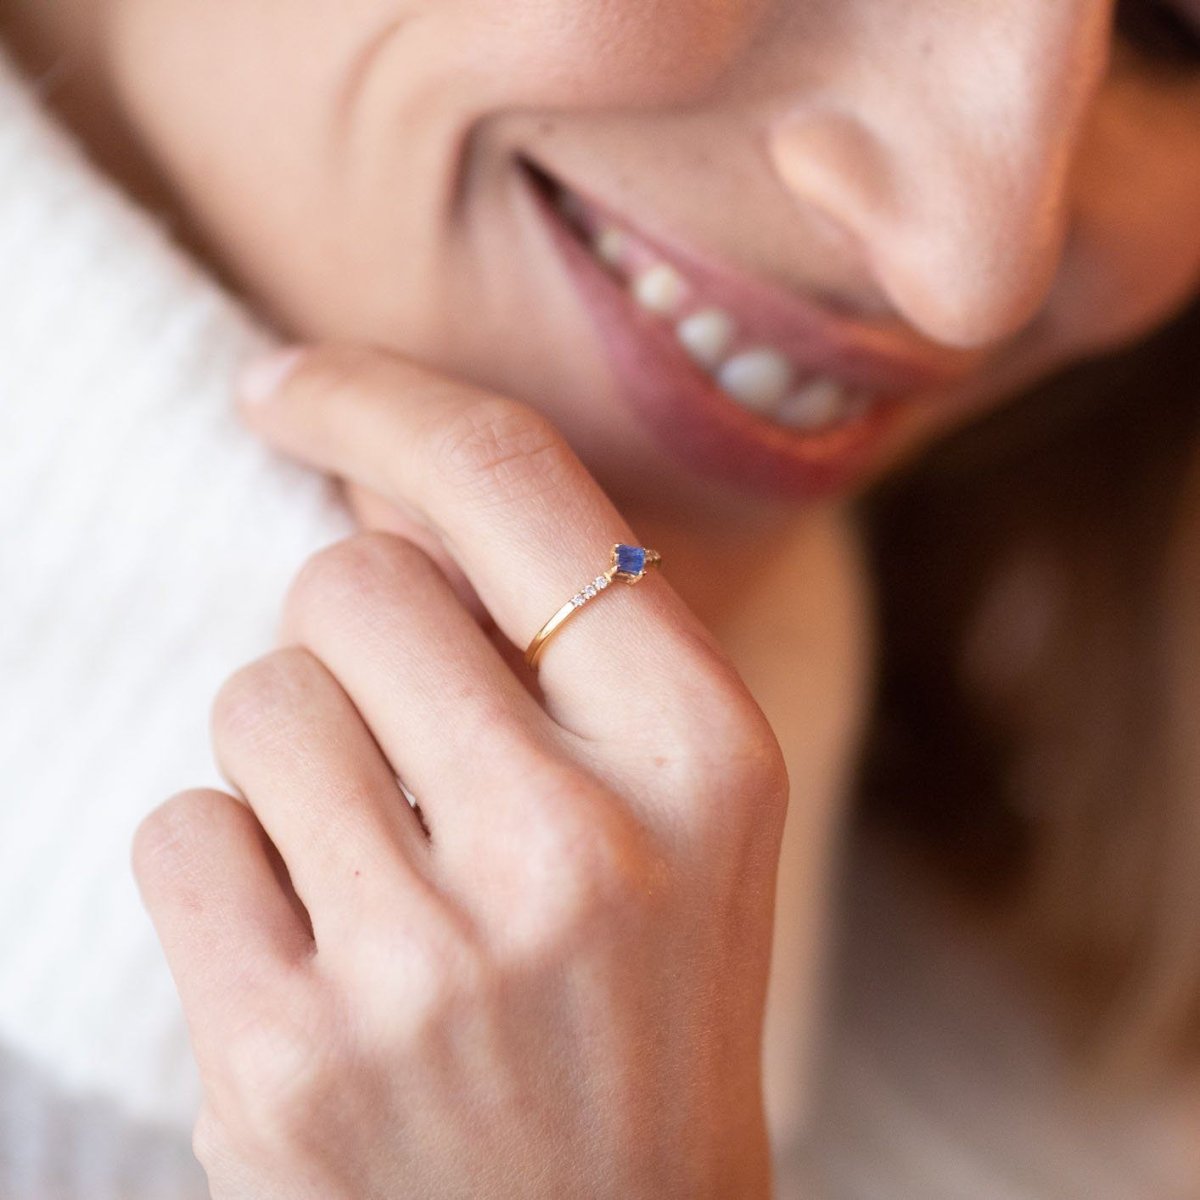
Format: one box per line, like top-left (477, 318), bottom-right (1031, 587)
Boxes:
top-left (615, 544), bottom-right (646, 577)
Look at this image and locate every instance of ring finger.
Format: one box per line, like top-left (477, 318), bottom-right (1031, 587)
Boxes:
top-left (238, 346), bottom-right (730, 745)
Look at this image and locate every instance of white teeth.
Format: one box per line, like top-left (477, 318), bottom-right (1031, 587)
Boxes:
top-left (633, 263), bottom-right (688, 315)
top-left (778, 378), bottom-right (849, 429)
top-left (594, 227), bottom-right (627, 268)
top-left (779, 379), bottom-right (872, 429)
top-left (675, 308), bottom-right (736, 368)
top-left (717, 348), bottom-right (794, 413)
top-left (579, 221), bottom-right (875, 431)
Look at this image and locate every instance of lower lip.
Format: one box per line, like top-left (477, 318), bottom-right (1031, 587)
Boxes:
top-left (526, 172), bottom-right (917, 502)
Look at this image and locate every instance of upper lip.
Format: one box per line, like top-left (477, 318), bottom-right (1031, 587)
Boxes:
top-left (522, 158), bottom-right (980, 399)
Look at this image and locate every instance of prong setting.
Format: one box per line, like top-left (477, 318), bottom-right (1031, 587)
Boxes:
top-left (525, 545), bottom-right (662, 670)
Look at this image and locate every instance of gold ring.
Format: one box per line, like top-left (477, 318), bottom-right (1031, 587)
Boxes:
top-left (524, 543), bottom-right (662, 671)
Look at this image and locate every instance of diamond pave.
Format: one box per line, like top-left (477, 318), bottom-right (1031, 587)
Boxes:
top-left (525, 545), bottom-right (661, 671)
top-left (570, 574), bottom-right (612, 610)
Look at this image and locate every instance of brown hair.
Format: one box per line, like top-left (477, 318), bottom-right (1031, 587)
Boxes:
top-left (856, 292), bottom-right (1200, 1076)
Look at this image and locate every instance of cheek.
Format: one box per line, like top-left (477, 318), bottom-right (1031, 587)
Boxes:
top-left (456, 0), bottom-right (770, 108)
top-left (106, 0), bottom-right (770, 242)
top-left (106, 0), bottom-right (403, 322)
top-left (107, 1), bottom-right (365, 199)
top-left (1064, 80), bottom-right (1200, 351)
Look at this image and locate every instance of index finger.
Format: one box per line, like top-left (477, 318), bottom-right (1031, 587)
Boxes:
top-left (238, 345), bottom-right (733, 739)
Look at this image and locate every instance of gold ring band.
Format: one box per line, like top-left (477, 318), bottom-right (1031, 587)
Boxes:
top-left (524, 544), bottom-right (662, 671)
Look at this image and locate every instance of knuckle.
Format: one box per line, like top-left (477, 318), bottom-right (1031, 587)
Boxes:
top-left (426, 395), bottom-right (576, 508)
top-left (285, 529), bottom-right (432, 631)
top-left (131, 788), bottom-right (230, 884)
top-left (608, 650), bottom-right (789, 855)
top-left (337, 902), bottom-right (491, 1049)
top-left (191, 1107), bottom-right (225, 1171)
top-left (707, 696), bottom-right (789, 814)
top-left (585, 818), bottom-right (665, 913)
top-left (345, 894), bottom-right (482, 1008)
top-left (209, 647), bottom-right (320, 749)
top-left (700, 697), bottom-right (787, 794)
top-left (660, 658), bottom-right (786, 786)
top-left (555, 837), bottom-right (639, 927)
top-left (398, 934), bottom-right (492, 1041)
top-left (510, 795), bottom-right (668, 953)
top-left (678, 700), bottom-right (789, 856)
top-left (734, 707), bottom-right (789, 792)
top-left (218, 989), bottom-right (346, 1144)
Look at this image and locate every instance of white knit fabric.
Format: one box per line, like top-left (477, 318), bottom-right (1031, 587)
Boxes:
top-left (3, 38), bottom-right (1199, 1200)
top-left (0, 46), bottom-right (353, 1197)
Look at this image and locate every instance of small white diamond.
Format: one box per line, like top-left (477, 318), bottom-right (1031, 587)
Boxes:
top-left (572, 596), bottom-right (585, 607)
top-left (595, 576), bottom-right (608, 589)
top-left (585, 586), bottom-right (597, 598)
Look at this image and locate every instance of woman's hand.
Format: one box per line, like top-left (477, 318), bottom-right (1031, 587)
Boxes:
top-left (132, 345), bottom-right (789, 1199)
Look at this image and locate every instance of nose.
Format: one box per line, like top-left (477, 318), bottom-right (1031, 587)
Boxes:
top-left (766, 2), bottom-right (1113, 349)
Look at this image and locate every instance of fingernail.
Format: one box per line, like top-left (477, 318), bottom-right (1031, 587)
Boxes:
top-left (238, 346), bottom-right (305, 405)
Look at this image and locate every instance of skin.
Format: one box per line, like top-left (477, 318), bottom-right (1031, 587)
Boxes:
top-left (4, 0), bottom-right (1200, 1193)
top-left (8, 0), bottom-right (1200, 518)
top-left (137, 346), bottom-right (793, 1196)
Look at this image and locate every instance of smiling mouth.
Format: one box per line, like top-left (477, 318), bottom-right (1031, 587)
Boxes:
top-left (537, 179), bottom-right (874, 434)
top-left (519, 156), bottom-right (974, 499)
